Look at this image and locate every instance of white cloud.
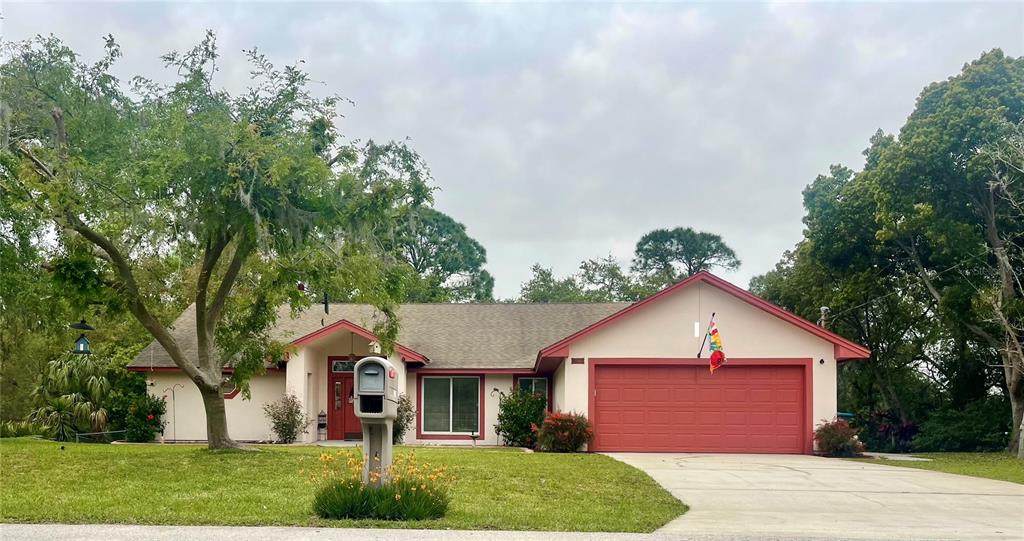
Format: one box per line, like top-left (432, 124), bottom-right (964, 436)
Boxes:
top-left (3, 2), bottom-right (1021, 298)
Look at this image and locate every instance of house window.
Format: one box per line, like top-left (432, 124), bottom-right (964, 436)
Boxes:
top-left (332, 360), bottom-right (356, 373)
top-left (518, 377), bottom-right (548, 404)
top-left (422, 376), bottom-right (479, 434)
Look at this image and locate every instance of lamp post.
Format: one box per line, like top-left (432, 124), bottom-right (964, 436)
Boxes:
top-left (162, 383), bottom-right (184, 442)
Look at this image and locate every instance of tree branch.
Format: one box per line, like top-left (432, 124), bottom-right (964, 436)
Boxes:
top-left (195, 232), bottom-right (230, 372)
top-left (51, 107), bottom-right (67, 160)
top-left (206, 231), bottom-right (254, 342)
top-left (16, 145), bottom-right (56, 179)
top-left (63, 209), bottom-right (215, 388)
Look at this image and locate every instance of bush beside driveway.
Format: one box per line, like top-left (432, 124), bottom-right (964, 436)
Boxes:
top-left (0, 438), bottom-right (685, 532)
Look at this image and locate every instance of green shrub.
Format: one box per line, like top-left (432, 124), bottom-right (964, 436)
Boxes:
top-left (314, 477), bottom-right (450, 521)
top-left (104, 367), bottom-right (150, 436)
top-left (122, 394), bottom-right (166, 442)
top-left (494, 388), bottom-right (547, 447)
top-left (534, 411), bottom-right (592, 452)
top-left (31, 396), bottom-right (77, 441)
top-left (308, 450), bottom-right (451, 521)
top-left (814, 418), bottom-right (865, 457)
top-left (263, 394), bottom-right (310, 443)
top-left (393, 394), bottom-right (414, 444)
top-left (0, 420), bottom-right (49, 438)
top-left (913, 399), bottom-right (1010, 452)
top-left (853, 409), bottom-right (918, 453)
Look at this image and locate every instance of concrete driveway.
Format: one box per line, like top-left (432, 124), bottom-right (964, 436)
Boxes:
top-left (607, 453), bottom-right (1024, 541)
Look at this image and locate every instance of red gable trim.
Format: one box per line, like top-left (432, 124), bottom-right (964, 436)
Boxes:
top-left (126, 366), bottom-right (285, 374)
top-left (409, 368), bottom-right (536, 375)
top-left (535, 271), bottom-right (870, 369)
top-left (290, 318), bottom-right (428, 364)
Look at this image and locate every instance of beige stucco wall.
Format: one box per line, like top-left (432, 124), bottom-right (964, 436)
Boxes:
top-left (287, 330), bottom-right (409, 443)
top-left (551, 360), bottom-right (568, 412)
top-left (146, 371), bottom-right (285, 441)
top-left (564, 280), bottom-right (838, 427)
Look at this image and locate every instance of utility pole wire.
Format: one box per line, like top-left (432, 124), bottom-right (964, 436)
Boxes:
top-left (825, 246), bottom-right (999, 320)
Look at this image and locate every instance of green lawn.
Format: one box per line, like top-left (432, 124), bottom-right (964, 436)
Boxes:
top-left (0, 438), bottom-right (685, 532)
top-left (857, 453), bottom-right (1024, 484)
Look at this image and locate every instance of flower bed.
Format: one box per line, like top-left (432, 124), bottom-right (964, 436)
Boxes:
top-left (305, 450), bottom-right (452, 521)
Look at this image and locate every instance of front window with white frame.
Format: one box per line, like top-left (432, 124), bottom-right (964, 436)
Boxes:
top-left (421, 376), bottom-right (480, 435)
top-left (517, 377), bottom-right (548, 405)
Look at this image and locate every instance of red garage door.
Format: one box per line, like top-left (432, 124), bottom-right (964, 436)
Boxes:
top-left (591, 362), bottom-right (808, 453)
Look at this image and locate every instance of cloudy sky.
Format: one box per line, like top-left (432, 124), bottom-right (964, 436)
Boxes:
top-left (5, 2), bottom-right (1022, 298)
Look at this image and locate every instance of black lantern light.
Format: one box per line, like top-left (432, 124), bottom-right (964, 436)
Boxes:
top-left (70, 319), bottom-right (95, 355)
top-left (70, 319), bottom-right (95, 331)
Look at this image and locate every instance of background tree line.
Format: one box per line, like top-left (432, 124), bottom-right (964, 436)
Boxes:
top-left (517, 227), bottom-right (739, 303)
top-left (751, 50), bottom-right (1023, 457)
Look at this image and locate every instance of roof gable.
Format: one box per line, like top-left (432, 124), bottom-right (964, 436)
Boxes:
top-left (130, 302), bottom-right (626, 371)
top-left (535, 271), bottom-right (870, 368)
top-left (290, 318), bottom-right (428, 363)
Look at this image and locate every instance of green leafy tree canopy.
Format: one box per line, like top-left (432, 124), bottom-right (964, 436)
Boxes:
top-left (1, 33), bottom-right (433, 448)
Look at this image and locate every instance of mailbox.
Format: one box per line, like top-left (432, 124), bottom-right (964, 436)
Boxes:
top-left (354, 357), bottom-right (399, 419)
top-left (353, 356), bottom-right (399, 485)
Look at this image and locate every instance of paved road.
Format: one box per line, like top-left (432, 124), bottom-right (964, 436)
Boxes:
top-left (607, 453), bottom-right (1024, 541)
top-left (0, 524), bottom-right (909, 541)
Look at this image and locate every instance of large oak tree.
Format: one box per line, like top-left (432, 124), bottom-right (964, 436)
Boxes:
top-left (1, 34), bottom-right (431, 448)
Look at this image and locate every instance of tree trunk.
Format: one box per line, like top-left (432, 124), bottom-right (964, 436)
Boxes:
top-left (198, 384), bottom-right (243, 450)
top-left (1009, 372), bottom-right (1023, 458)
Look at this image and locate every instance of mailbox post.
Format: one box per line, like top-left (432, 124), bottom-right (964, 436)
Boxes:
top-left (353, 356), bottom-right (399, 485)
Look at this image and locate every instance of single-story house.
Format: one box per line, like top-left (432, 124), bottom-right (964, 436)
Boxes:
top-left (128, 271), bottom-right (869, 453)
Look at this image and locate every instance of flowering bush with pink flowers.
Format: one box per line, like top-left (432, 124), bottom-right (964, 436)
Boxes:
top-left (303, 450), bottom-right (452, 520)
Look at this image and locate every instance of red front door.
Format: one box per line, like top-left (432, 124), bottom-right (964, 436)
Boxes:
top-left (327, 360), bottom-right (362, 440)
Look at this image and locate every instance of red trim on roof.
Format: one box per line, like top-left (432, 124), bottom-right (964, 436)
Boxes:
top-left (534, 271), bottom-right (870, 370)
top-left (290, 318), bottom-right (428, 364)
top-left (127, 366), bottom-right (285, 374)
top-left (409, 368), bottom-right (536, 375)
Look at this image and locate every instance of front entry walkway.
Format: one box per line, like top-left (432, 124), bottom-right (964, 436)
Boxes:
top-left (316, 440), bottom-right (360, 447)
top-left (606, 453), bottom-right (1024, 541)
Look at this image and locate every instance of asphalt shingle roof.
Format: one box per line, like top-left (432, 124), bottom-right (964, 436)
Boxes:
top-left (129, 302), bottom-right (628, 371)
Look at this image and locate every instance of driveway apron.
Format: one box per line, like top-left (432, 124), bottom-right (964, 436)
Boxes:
top-left (606, 453), bottom-right (1024, 541)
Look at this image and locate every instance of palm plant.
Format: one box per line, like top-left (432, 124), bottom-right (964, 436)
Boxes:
top-left (31, 397), bottom-right (76, 441)
top-left (30, 353), bottom-right (112, 439)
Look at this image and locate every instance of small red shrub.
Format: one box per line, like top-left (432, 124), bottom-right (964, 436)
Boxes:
top-left (533, 411), bottom-right (593, 452)
top-left (814, 418), bottom-right (866, 457)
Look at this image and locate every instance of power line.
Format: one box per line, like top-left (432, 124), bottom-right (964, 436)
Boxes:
top-left (826, 247), bottom-right (993, 320)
